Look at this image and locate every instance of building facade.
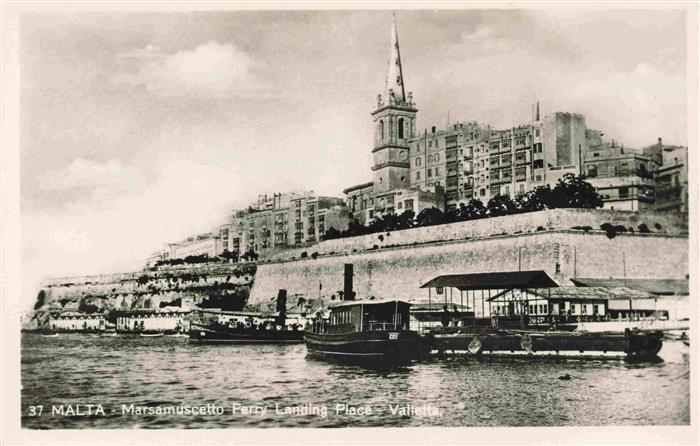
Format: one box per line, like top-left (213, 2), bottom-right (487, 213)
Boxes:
top-left (583, 144), bottom-right (658, 211)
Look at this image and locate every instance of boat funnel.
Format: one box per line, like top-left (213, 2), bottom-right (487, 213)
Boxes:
top-left (343, 264), bottom-right (355, 300)
top-left (276, 289), bottom-right (287, 324)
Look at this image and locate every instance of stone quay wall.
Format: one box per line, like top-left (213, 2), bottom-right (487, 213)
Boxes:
top-left (249, 230), bottom-right (688, 304)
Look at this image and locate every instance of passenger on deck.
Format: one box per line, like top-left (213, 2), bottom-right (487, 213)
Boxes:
top-left (441, 305), bottom-right (450, 327)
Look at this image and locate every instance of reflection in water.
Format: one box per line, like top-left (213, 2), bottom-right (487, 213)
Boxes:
top-left (21, 333), bottom-right (689, 428)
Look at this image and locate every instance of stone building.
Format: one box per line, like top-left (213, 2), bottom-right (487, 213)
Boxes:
top-left (583, 143), bottom-right (658, 211)
top-left (407, 107), bottom-right (588, 210)
top-left (647, 139), bottom-right (688, 217)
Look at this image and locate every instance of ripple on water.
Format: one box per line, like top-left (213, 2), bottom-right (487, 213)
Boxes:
top-left (20, 334), bottom-right (691, 428)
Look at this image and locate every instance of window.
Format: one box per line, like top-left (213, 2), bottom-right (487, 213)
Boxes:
top-left (397, 202), bottom-right (403, 210)
top-left (398, 118), bottom-right (404, 139)
top-left (533, 160), bottom-right (544, 169)
top-left (428, 168), bottom-right (433, 178)
top-left (428, 154), bottom-right (433, 162)
top-left (416, 171), bottom-right (421, 180)
top-left (480, 188), bottom-right (485, 196)
top-left (415, 157), bottom-right (422, 166)
top-left (535, 129), bottom-right (540, 137)
top-left (619, 186), bottom-right (629, 198)
top-left (379, 120), bottom-right (384, 140)
top-left (435, 153), bottom-right (440, 162)
top-left (404, 199), bottom-right (414, 210)
top-left (505, 186), bottom-right (510, 195)
top-left (435, 167), bottom-right (440, 176)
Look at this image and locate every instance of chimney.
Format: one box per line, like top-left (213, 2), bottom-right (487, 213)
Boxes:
top-left (658, 137), bottom-right (662, 148)
top-left (275, 289), bottom-right (288, 325)
top-left (343, 264), bottom-right (354, 301)
top-left (536, 101), bottom-right (540, 121)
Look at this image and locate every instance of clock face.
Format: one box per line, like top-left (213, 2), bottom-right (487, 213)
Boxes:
top-left (399, 151), bottom-right (408, 161)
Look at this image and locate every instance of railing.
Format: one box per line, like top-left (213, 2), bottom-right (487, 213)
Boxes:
top-left (363, 322), bottom-right (400, 331)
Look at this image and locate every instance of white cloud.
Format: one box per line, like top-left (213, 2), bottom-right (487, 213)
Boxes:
top-left (114, 41), bottom-right (264, 98)
top-left (38, 158), bottom-right (146, 204)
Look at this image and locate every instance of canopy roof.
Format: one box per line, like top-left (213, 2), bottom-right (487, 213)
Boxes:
top-left (571, 278), bottom-right (688, 295)
top-left (499, 286), bottom-right (658, 302)
top-left (329, 299), bottom-right (411, 309)
top-left (420, 270), bottom-right (558, 291)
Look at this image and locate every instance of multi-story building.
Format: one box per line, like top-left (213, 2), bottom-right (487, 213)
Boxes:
top-left (648, 138), bottom-right (689, 217)
top-left (582, 143), bottom-right (659, 211)
top-left (416, 108), bottom-right (588, 208)
top-left (343, 182), bottom-right (375, 225)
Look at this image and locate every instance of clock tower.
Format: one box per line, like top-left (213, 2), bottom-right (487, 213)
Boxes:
top-left (371, 17), bottom-right (416, 195)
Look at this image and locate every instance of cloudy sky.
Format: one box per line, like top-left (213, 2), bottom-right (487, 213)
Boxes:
top-left (19, 8), bottom-right (687, 303)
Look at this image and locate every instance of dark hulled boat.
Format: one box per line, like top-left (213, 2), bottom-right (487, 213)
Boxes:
top-left (189, 289), bottom-right (306, 344)
top-left (304, 299), bottom-right (429, 363)
top-left (190, 319), bottom-right (305, 343)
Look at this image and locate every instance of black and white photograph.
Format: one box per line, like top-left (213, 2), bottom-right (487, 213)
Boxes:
top-left (1, 2), bottom-right (697, 444)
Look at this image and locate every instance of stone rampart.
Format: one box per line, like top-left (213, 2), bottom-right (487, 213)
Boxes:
top-left (249, 230), bottom-right (688, 304)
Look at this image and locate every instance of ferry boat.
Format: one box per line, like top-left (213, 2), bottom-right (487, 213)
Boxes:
top-left (304, 299), bottom-right (429, 363)
top-left (189, 290), bottom-right (306, 344)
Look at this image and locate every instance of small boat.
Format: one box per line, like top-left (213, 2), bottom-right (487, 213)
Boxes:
top-left (189, 290), bottom-right (306, 344)
top-left (305, 299), bottom-right (429, 364)
top-left (190, 322), bottom-right (304, 343)
top-left (40, 333), bottom-right (59, 338)
top-left (166, 333), bottom-right (189, 338)
top-left (139, 332), bottom-right (164, 337)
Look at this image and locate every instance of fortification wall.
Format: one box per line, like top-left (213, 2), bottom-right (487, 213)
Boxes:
top-left (250, 231), bottom-right (688, 304)
top-left (267, 209), bottom-right (686, 261)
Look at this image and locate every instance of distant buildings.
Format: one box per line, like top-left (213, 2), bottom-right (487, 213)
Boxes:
top-left (146, 19), bottom-right (688, 265)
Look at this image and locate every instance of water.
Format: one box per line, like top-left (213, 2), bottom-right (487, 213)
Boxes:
top-left (21, 333), bottom-right (690, 428)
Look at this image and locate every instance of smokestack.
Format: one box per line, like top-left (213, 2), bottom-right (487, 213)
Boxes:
top-left (536, 101), bottom-right (540, 121)
top-left (658, 137), bottom-right (662, 148)
top-left (343, 264), bottom-right (354, 301)
top-left (275, 289), bottom-right (287, 325)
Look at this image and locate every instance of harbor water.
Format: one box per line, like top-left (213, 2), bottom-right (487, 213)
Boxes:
top-left (21, 333), bottom-right (690, 428)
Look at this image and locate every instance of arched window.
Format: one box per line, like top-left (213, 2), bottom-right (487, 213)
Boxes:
top-left (379, 120), bottom-right (385, 141)
top-left (398, 118), bottom-right (405, 139)
top-left (415, 157), bottom-right (422, 167)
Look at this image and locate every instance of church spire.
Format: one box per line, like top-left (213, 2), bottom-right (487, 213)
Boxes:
top-left (384, 13), bottom-right (406, 103)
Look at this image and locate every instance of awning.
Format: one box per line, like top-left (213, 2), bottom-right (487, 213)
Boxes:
top-left (571, 278), bottom-right (689, 295)
top-left (420, 270), bottom-right (558, 291)
top-left (503, 286), bottom-right (657, 302)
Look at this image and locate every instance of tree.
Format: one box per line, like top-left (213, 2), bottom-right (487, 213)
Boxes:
top-left (517, 185), bottom-right (553, 212)
top-left (415, 207), bottom-right (445, 227)
top-left (342, 219), bottom-right (367, 237)
top-left (487, 194), bottom-right (519, 217)
top-left (323, 227), bottom-right (342, 240)
top-left (394, 209), bottom-right (415, 230)
top-left (78, 297), bottom-right (99, 314)
top-left (458, 199), bottom-right (487, 220)
top-left (552, 173), bottom-right (603, 209)
top-left (220, 249), bottom-right (239, 262)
